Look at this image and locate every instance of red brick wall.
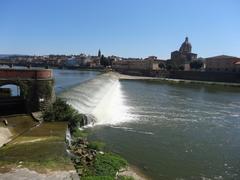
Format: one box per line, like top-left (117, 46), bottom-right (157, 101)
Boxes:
top-left (0, 69), bottom-right (52, 79)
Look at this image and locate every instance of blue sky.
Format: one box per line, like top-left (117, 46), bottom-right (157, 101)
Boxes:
top-left (0, 0), bottom-right (239, 59)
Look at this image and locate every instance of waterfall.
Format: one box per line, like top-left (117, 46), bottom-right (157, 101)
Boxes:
top-left (65, 128), bottom-right (72, 147)
top-left (59, 73), bottom-right (132, 126)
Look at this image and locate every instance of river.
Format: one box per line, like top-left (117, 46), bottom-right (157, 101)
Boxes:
top-left (55, 69), bottom-right (240, 180)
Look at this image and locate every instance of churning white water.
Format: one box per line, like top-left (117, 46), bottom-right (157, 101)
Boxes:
top-left (59, 73), bottom-right (133, 126)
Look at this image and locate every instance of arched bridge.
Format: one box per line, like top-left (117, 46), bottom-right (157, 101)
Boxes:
top-left (0, 68), bottom-right (55, 115)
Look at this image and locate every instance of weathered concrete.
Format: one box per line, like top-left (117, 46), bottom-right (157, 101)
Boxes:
top-left (0, 127), bottom-right (12, 147)
top-left (0, 115), bottom-right (77, 179)
top-left (0, 168), bottom-right (79, 180)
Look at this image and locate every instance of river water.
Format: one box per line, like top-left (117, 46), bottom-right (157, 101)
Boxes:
top-left (55, 69), bottom-right (240, 180)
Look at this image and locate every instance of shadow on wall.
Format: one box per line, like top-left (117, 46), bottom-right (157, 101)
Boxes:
top-left (0, 84), bottom-right (26, 116)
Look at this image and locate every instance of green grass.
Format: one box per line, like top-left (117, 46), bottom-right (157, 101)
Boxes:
top-left (83, 153), bottom-right (128, 178)
top-left (88, 141), bottom-right (105, 151)
top-left (72, 128), bottom-right (88, 139)
top-left (81, 176), bottom-right (114, 180)
top-left (118, 175), bottom-right (135, 180)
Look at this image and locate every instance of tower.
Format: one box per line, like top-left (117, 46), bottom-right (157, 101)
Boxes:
top-left (98, 49), bottom-right (101, 58)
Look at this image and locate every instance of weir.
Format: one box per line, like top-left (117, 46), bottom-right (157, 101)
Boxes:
top-left (59, 73), bottom-right (132, 126)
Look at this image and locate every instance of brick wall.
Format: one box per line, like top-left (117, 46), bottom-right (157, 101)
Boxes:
top-left (0, 69), bottom-right (52, 79)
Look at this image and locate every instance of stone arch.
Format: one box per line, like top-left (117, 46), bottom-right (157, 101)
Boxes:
top-left (0, 81), bottom-right (28, 115)
top-left (0, 69), bottom-right (55, 114)
top-left (0, 80), bottom-right (28, 98)
top-left (0, 84), bottom-right (20, 97)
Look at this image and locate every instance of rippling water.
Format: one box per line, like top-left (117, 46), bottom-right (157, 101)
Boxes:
top-left (54, 70), bottom-right (240, 180)
top-left (54, 69), bottom-right (100, 94)
top-left (89, 81), bottom-right (240, 180)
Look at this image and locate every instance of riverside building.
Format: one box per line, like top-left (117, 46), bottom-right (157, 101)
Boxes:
top-left (205, 55), bottom-right (240, 72)
top-left (171, 37), bottom-right (198, 70)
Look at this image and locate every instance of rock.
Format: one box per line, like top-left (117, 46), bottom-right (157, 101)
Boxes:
top-left (81, 159), bottom-right (87, 165)
top-left (90, 149), bottom-right (97, 156)
top-left (99, 151), bottom-right (104, 155)
top-left (3, 119), bottom-right (8, 126)
top-left (74, 158), bottom-right (81, 164)
top-left (77, 168), bottom-right (84, 176)
top-left (75, 149), bottom-right (83, 156)
top-left (86, 154), bottom-right (93, 162)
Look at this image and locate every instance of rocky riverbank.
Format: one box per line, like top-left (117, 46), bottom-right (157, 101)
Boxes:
top-left (67, 128), bottom-right (148, 180)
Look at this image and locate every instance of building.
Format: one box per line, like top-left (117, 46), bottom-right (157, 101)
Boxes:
top-left (171, 37), bottom-right (197, 69)
top-left (205, 55), bottom-right (240, 72)
top-left (112, 58), bottom-right (163, 72)
top-left (64, 56), bottom-right (79, 67)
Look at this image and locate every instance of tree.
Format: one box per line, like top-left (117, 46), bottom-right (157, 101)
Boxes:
top-left (179, 65), bottom-right (184, 71)
top-left (100, 55), bottom-right (106, 66)
top-left (159, 63), bottom-right (166, 69)
top-left (165, 60), bottom-right (178, 71)
top-left (190, 60), bottom-right (203, 70)
top-left (100, 55), bottom-right (112, 67)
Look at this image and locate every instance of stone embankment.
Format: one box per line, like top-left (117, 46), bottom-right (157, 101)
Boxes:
top-left (117, 72), bottom-right (240, 87)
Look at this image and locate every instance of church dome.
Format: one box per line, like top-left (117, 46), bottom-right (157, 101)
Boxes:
top-left (179, 37), bottom-right (192, 53)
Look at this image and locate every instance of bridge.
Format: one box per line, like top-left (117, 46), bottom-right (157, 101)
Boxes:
top-left (0, 61), bottom-right (14, 68)
top-left (0, 68), bottom-right (55, 115)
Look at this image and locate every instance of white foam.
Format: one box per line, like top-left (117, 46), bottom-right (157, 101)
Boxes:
top-left (59, 73), bottom-right (134, 126)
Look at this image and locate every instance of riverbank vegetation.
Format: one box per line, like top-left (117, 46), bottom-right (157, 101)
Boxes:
top-left (42, 98), bottom-right (133, 180)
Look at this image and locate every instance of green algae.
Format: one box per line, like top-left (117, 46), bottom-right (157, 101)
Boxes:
top-left (0, 116), bottom-right (74, 173)
top-left (0, 115), bottom-right (37, 136)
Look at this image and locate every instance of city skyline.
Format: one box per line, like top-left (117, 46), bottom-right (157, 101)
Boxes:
top-left (0, 0), bottom-right (240, 59)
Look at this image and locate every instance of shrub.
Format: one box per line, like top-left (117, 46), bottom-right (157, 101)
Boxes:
top-left (190, 60), bottom-right (203, 70)
top-left (42, 98), bottom-right (85, 131)
top-left (43, 98), bottom-right (76, 122)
